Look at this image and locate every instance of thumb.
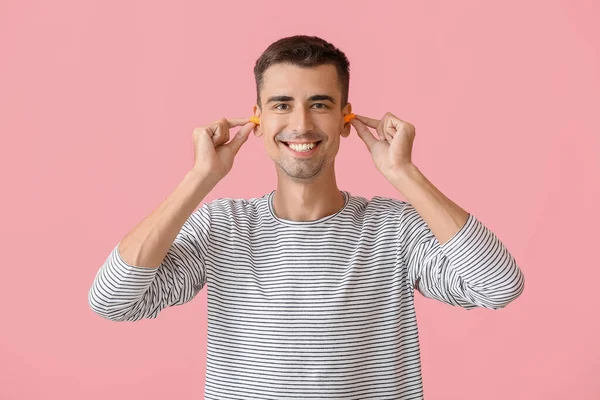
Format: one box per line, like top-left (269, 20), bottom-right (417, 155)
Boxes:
top-left (224, 123), bottom-right (253, 155)
top-left (351, 119), bottom-right (377, 152)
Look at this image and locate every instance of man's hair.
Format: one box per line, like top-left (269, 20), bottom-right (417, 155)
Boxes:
top-left (253, 35), bottom-right (350, 110)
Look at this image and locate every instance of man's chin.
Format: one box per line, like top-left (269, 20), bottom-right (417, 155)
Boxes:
top-left (279, 166), bottom-right (322, 182)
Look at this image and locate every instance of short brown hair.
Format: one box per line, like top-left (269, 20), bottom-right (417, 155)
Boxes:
top-left (253, 35), bottom-right (350, 110)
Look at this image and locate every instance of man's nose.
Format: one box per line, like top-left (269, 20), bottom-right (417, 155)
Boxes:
top-left (289, 107), bottom-right (314, 133)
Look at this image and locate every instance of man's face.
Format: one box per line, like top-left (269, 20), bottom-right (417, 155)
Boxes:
top-left (253, 63), bottom-right (352, 182)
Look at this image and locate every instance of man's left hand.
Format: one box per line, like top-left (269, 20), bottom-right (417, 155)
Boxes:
top-left (350, 112), bottom-right (416, 178)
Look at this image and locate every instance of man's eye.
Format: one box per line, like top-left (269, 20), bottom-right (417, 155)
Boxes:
top-left (275, 104), bottom-right (289, 110)
top-left (312, 103), bottom-right (328, 109)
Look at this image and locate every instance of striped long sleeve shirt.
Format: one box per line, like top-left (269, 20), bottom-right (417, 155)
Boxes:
top-left (88, 190), bottom-right (525, 400)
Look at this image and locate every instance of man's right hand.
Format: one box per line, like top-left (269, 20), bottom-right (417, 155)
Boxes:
top-left (191, 117), bottom-right (256, 181)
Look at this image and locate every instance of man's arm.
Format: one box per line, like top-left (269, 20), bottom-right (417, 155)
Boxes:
top-left (390, 164), bottom-right (525, 310)
top-left (88, 169), bottom-right (219, 321)
top-left (389, 164), bottom-right (469, 245)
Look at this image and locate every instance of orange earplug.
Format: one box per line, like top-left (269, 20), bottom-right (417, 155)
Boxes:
top-left (344, 113), bottom-right (356, 123)
top-left (249, 116), bottom-right (260, 125)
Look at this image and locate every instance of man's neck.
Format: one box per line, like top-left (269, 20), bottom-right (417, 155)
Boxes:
top-left (272, 174), bottom-right (345, 222)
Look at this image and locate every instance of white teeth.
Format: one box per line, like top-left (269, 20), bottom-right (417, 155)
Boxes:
top-left (288, 142), bottom-right (317, 152)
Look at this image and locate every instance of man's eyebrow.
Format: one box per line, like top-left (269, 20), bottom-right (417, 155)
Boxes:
top-left (266, 94), bottom-right (336, 104)
top-left (266, 95), bottom-right (293, 103)
top-left (309, 94), bottom-right (336, 104)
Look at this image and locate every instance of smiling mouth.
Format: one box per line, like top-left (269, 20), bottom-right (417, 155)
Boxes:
top-left (281, 140), bottom-right (322, 153)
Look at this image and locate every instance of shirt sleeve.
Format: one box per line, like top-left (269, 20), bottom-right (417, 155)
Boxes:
top-left (398, 202), bottom-right (525, 310)
top-left (88, 202), bottom-right (212, 321)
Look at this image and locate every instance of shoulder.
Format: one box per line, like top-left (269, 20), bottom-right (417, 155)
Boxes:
top-left (348, 192), bottom-right (409, 217)
top-left (202, 192), bottom-right (270, 218)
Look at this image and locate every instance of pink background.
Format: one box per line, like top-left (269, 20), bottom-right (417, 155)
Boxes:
top-left (1, 0), bottom-right (598, 399)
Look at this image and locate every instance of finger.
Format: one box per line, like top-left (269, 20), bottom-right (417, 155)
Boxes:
top-left (224, 117), bottom-right (255, 128)
top-left (384, 131), bottom-right (393, 144)
top-left (224, 122), bottom-right (254, 155)
top-left (194, 125), bottom-right (224, 147)
top-left (384, 118), bottom-right (399, 138)
top-left (354, 114), bottom-right (381, 128)
top-left (195, 126), bottom-right (215, 149)
top-left (352, 114), bottom-right (383, 140)
top-left (208, 117), bottom-right (253, 131)
top-left (214, 121), bottom-right (231, 147)
top-left (203, 117), bottom-right (256, 147)
top-left (350, 118), bottom-right (377, 151)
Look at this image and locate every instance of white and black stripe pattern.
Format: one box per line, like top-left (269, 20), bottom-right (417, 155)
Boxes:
top-left (89, 190), bottom-right (525, 399)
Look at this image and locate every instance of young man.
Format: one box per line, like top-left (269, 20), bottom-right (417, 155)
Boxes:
top-left (89, 35), bottom-right (525, 399)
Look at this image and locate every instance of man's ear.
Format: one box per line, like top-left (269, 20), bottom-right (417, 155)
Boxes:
top-left (252, 104), bottom-right (263, 137)
top-left (341, 103), bottom-right (353, 138)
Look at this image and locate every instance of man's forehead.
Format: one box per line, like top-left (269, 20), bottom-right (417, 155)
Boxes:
top-left (261, 64), bottom-right (341, 100)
